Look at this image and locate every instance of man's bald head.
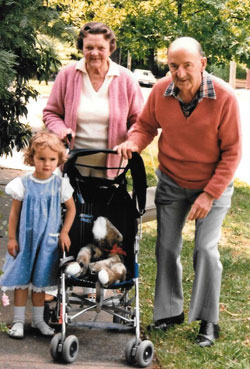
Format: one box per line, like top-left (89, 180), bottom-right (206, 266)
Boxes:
top-left (168, 37), bottom-right (205, 57)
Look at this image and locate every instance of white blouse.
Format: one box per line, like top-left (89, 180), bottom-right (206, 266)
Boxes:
top-left (5, 174), bottom-right (74, 203)
top-left (74, 57), bottom-right (119, 150)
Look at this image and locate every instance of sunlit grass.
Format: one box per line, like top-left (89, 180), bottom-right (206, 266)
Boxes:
top-left (139, 180), bottom-right (250, 369)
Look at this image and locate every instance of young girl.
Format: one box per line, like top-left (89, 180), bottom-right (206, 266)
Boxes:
top-left (0, 131), bottom-right (76, 339)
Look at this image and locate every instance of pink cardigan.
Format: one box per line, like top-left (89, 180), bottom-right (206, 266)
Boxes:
top-left (128, 75), bottom-right (242, 199)
top-left (43, 60), bottom-right (144, 175)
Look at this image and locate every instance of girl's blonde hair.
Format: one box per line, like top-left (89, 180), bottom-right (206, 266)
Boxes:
top-left (24, 131), bottom-right (68, 166)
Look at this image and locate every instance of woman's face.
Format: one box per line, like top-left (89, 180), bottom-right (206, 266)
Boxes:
top-left (83, 33), bottom-right (111, 70)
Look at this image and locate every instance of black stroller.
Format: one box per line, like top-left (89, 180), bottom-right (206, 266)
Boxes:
top-left (48, 149), bottom-right (154, 368)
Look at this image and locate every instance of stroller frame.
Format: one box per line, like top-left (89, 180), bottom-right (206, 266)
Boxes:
top-left (49, 149), bottom-right (154, 367)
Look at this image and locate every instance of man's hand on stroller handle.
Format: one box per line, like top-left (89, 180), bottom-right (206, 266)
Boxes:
top-left (113, 140), bottom-right (139, 160)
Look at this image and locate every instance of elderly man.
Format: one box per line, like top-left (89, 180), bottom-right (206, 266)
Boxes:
top-left (115, 37), bottom-right (241, 346)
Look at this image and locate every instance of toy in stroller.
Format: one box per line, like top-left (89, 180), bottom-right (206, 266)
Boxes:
top-left (48, 149), bottom-right (154, 367)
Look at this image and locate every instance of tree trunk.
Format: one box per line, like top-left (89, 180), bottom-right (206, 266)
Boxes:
top-left (229, 61), bottom-right (236, 89)
top-left (148, 48), bottom-right (155, 72)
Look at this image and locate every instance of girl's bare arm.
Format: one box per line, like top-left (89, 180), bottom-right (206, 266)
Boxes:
top-left (59, 197), bottom-right (76, 252)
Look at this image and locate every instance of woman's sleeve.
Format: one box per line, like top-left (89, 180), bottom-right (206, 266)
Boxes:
top-left (5, 177), bottom-right (25, 200)
top-left (42, 69), bottom-right (69, 136)
top-left (126, 75), bottom-right (144, 129)
top-left (61, 177), bottom-right (74, 203)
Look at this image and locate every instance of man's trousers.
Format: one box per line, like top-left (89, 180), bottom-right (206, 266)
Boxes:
top-left (153, 169), bottom-right (233, 323)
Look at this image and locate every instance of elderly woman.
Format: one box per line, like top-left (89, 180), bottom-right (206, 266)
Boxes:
top-left (43, 21), bottom-right (144, 177)
top-left (43, 22), bottom-right (144, 301)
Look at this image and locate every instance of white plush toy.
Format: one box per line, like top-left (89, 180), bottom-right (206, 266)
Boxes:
top-left (65, 216), bottom-right (126, 287)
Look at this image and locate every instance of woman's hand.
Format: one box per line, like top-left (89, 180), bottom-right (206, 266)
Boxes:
top-left (113, 141), bottom-right (139, 160)
top-left (8, 239), bottom-right (19, 258)
top-left (59, 231), bottom-right (71, 252)
top-left (58, 128), bottom-right (75, 142)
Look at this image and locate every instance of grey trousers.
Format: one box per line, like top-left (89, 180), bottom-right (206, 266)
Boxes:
top-left (153, 169), bottom-right (233, 323)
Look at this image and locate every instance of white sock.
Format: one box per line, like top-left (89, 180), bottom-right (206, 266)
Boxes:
top-left (32, 306), bottom-right (54, 335)
top-left (13, 306), bottom-right (26, 324)
top-left (32, 306), bottom-right (44, 325)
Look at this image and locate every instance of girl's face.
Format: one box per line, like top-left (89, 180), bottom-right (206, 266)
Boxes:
top-left (83, 33), bottom-right (111, 71)
top-left (32, 146), bottom-right (59, 180)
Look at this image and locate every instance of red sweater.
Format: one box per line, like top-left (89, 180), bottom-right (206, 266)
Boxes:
top-left (128, 75), bottom-right (242, 199)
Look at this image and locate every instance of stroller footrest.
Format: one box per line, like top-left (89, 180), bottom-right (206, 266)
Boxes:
top-left (68, 321), bottom-right (134, 332)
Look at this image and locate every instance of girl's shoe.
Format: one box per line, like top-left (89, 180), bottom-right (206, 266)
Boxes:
top-left (8, 322), bottom-right (24, 339)
top-left (31, 320), bottom-right (55, 336)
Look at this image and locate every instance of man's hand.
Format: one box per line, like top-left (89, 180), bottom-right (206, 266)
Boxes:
top-left (113, 141), bottom-right (139, 160)
top-left (187, 192), bottom-right (215, 221)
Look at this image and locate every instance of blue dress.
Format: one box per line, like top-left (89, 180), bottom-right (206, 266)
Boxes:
top-left (0, 174), bottom-right (73, 292)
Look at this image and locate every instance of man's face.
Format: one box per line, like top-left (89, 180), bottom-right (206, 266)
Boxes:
top-left (168, 46), bottom-right (207, 98)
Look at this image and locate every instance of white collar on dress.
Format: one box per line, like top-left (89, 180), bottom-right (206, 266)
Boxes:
top-left (30, 173), bottom-right (56, 184)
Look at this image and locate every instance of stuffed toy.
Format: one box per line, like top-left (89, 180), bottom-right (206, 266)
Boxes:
top-left (65, 216), bottom-right (127, 287)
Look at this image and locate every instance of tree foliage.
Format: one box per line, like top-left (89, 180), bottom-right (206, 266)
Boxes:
top-left (57, 0), bottom-right (250, 69)
top-left (0, 0), bottom-right (68, 156)
top-left (0, 0), bottom-right (249, 156)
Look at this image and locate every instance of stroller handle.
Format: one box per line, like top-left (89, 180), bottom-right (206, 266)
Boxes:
top-left (65, 149), bottom-right (147, 216)
top-left (68, 148), bottom-right (117, 160)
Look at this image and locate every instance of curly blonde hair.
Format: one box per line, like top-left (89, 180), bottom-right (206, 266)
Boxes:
top-left (24, 131), bottom-right (68, 166)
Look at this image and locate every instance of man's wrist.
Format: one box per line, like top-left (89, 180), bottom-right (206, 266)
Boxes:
top-left (204, 191), bottom-right (215, 200)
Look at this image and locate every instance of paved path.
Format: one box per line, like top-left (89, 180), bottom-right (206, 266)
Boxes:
top-left (234, 89), bottom-right (250, 184)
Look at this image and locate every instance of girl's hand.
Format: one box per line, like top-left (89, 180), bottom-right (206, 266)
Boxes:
top-left (59, 231), bottom-right (71, 252)
top-left (8, 239), bottom-right (19, 258)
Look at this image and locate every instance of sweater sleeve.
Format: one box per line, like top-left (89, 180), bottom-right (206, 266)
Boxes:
top-left (204, 89), bottom-right (242, 198)
top-left (127, 84), bottom-right (160, 152)
top-left (43, 66), bottom-right (72, 137)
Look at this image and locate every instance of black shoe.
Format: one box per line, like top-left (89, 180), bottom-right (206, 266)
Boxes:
top-left (196, 320), bottom-right (220, 347)
top-left (147, 312), bottom-right (184, 331)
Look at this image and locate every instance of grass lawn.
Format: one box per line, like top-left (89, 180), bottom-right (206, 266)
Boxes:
top-left (139, 149), bottom-right (250, 369)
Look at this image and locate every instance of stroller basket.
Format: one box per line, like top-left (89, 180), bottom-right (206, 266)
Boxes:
top-left (64, 149), bottom-right (147, 281)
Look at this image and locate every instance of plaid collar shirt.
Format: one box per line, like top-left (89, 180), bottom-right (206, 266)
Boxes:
top-left (164, 71), bottom-right (216, 117)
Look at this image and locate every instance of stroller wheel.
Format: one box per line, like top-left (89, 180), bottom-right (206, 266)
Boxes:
top-left (124, 337), bottom-right (141, 365)
top-left (50, 333), bottom-right (63, 361)
top-left (62, 335), bottom-right (79, 363)
top-left (135, 340), bottom-right (154, 368)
